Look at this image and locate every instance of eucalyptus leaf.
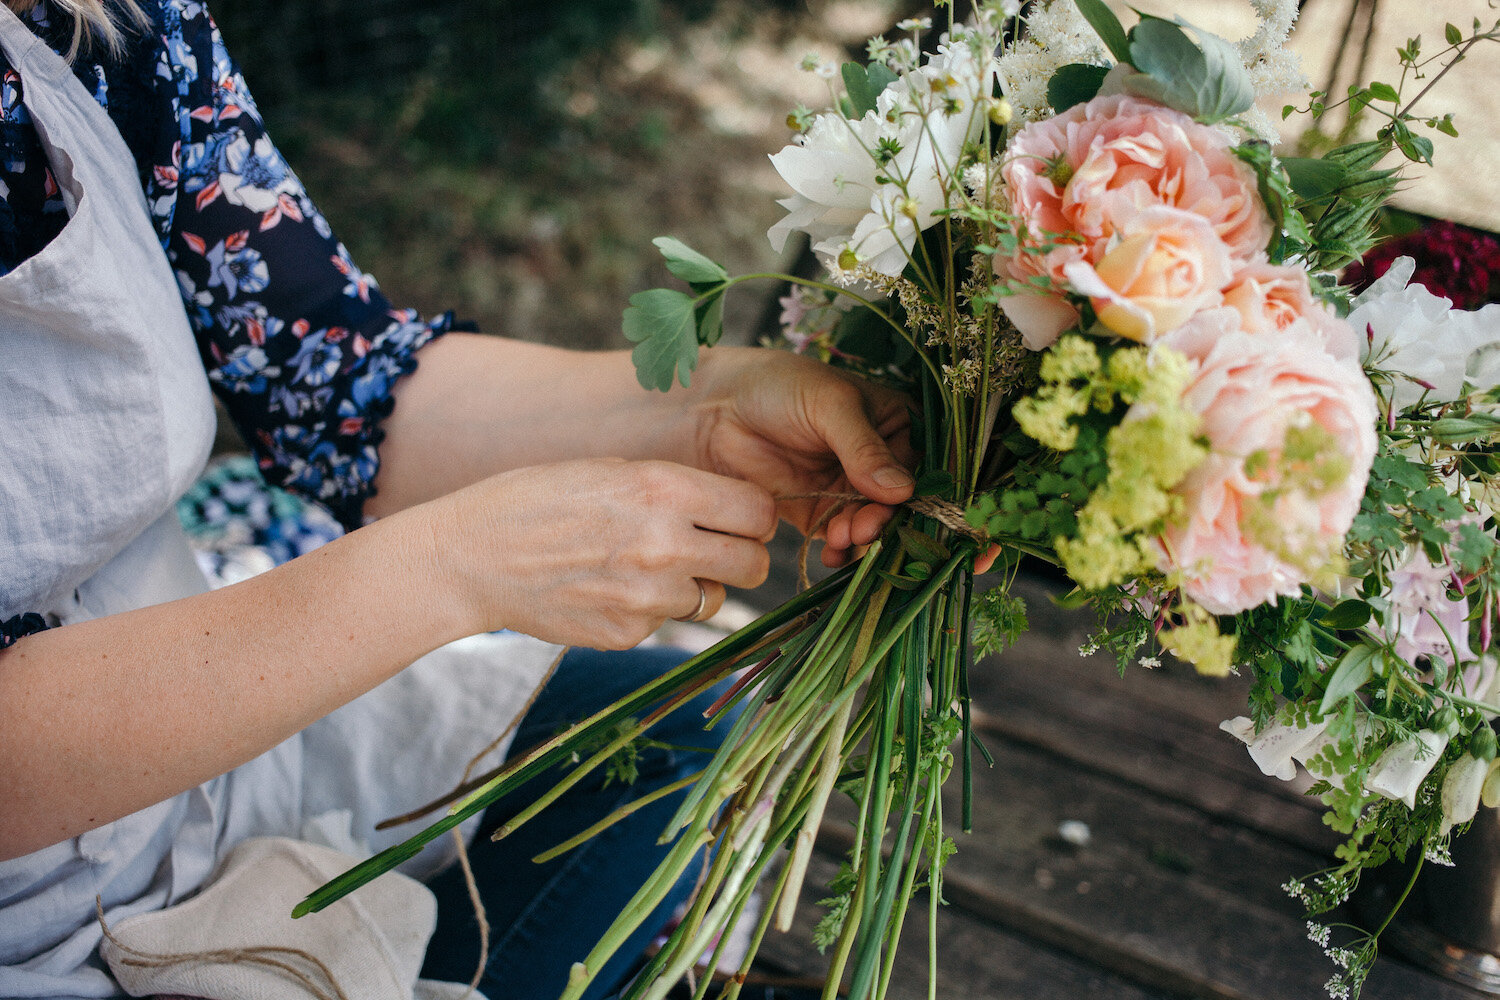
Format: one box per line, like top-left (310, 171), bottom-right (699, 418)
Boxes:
top-left (623, 288), bottom-right (700, 391)
top-left (1072, 0), bottom-right (1130, 62)
top-left (653, 236), bottom-right (728, 285)
top-left (1123, 17), bottom-right (1254, 123)
top-left (1318, 644), bottom-right (1377, 715)
top-left (1047, 63), bottom-right (1112, 112)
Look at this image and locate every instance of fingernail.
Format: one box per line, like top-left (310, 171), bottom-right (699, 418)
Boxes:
top-left (873, 466), bottom-right (913, 490)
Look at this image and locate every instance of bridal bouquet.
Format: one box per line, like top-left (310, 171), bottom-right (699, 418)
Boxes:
top-left (299, 3), bottom-right (1500, 998)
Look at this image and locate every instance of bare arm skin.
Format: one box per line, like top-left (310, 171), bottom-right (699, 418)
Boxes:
top-left (0, 339), bottom-right (913, 860)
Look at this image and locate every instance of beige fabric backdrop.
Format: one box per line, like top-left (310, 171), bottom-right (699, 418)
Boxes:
top-left (1113, 0), bottom-right (1500, 233)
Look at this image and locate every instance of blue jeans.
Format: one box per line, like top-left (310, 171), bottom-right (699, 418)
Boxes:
top-left (420, 645), bottom-right (731, 1000)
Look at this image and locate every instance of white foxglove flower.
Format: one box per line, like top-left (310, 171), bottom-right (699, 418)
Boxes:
top-left (1367, 729), bottom-right (1449, 809)
top-left (1352, 257), bottom-right (1500, 410)
top-left (768, 36), bottom-right (993, 276)
top-left (1220, 714), bottom-right (1330, 780)
top-left (1440, 753), bottom-right (1495, 836)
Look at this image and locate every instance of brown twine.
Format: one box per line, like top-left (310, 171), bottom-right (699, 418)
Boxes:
top-left (95, 897), bottom-right (351, 1000)
top-left (776, 492), bottom-right (989, 590)
top-left (423, 646), bottom-right (568, 999)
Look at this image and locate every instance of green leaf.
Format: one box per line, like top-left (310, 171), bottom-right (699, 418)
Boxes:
top-left (1396, 130), bottom-right (1435, 165)
top-left (1367, 81), bottom-right (1400, 103)
top-left (898, 526), bottom-right (951, 565)
top-left (695, 290), bottom-right (725, 348)
top-left (1047, 63), bottom-right (1111, 112)
top-left (842, 61), bottom-right (898, 119)
top-left (1123, 16), bottom-right (1255, 123)
top-left (622, 288), bottom-right (700, 391)
top-left (1320, 599), bottom-right (1373, 631)
top-left (1280, 157), bottom-right (1348, 200)
top-left (876, 570), bottom-right (924, 591)
top-left (652, 236), bottom-right (727, 285)
top-left (1072, 0), bottom-right (1131, 63)
top-left (1446, 22), bottom-right (1463, 46)
top-left (1318, 644), bottom-right (1377, 715)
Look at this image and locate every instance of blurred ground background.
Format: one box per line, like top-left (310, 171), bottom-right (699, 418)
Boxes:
top-left (209, 0), bottom-right (917, 350)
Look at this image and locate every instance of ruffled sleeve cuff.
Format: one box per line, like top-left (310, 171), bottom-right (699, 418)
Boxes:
top-left (0, 612), bottom-right (48, 649)
top-left (247, 310), bottom-right (452, 533)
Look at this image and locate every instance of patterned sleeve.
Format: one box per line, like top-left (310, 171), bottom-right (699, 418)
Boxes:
top-left (154, 2), bottom-right (449, 530)
top-left (0, 613), bottom-right (47, 649)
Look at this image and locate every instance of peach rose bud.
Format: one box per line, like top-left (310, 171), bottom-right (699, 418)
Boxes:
top-left (1063, 207), bottom-right (1233, 343)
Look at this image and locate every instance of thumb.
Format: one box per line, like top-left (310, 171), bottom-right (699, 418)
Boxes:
top-left (811, 383), bottom-right (915, 504)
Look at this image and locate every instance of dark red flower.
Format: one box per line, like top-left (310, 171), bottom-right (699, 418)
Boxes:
top-left (1344, 219), bottom-right (1500, 310)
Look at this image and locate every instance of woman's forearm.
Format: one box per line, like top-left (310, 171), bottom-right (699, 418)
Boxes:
top-left (0, 450), bottom-right (782, 861)
top-left (0, 503), bottom-right (468, 861)
top-left (366, 334), bottom-right (708, 517)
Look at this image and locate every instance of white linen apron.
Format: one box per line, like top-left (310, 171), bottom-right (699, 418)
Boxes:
top-left (0, 10), bottom-right (560, 998)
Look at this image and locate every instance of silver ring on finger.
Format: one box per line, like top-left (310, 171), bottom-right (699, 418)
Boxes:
top-left (672, 579), bottom-right (709, 623)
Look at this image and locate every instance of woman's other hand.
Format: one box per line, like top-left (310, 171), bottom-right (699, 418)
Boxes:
top-left (435, 458), bottom-right (777, 649)
top-left (688, 349), bottom-right (916, 568)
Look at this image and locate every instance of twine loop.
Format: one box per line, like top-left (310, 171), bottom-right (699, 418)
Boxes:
top-left (779, 492), bottom-right (989, 589)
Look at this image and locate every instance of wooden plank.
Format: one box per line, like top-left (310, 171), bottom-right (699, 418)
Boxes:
top-left (755, 851), bottom-right (1183, 1000)
top-left (797, 733), bottom-right (1486, 1000)
top-left (967, 574), bottom-right (1337, 852)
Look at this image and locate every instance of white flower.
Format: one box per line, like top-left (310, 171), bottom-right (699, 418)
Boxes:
top-left (768, 36), bottom-right (993, 276)
top-left (994, 3), bottom-right (1107, 123)
top-left (1367, 729), bottom-right (1449, 809)
top-left (1236, 0), bottom-right (1307, 141)
top-left (1351, 257), bottom-right (1500, 410)
top-left (1220, 713), bottom-right (1331, 780)
top-left (1440, 753), bottom-right (1496, 836)
top-left (1384, 546), bottom-right (1474, 668)
top-left (218, 133), bottom-right (299, 214)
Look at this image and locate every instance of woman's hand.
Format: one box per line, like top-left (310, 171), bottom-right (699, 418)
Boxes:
top-left (435, 458), bottom-right (778, 649)
top-left (686, 349), bottom-right (917, 567)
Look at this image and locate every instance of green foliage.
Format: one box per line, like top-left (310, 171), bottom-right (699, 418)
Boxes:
top-left (1319, 645), bottom-right (1380, 715)
top-left (623, 289), bottom-right (700, 390)
top-left (842, 61), bottom-right (900, 119)
top-left (622, 238), bottom-right (731, 390)
top-left (1122, 16), bottom-right (1256, 123)
top-left (970, 585), bottom-right (1029, 659)
top-left (812, 860), bottom-right (859, 952)
top-left (1046, 63), bottom-right (1111, 112)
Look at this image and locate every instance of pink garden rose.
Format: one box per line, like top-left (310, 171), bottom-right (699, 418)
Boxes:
top-left (1000, 94), bottom-right (1270, 349)
top-left (1222, 259), bottom-right (1361, 362)
top-left (1155, 308), bottom-right (1378, 614)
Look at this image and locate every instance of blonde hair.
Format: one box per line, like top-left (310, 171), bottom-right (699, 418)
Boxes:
top-left (5, 0), bottom-right (150, 59)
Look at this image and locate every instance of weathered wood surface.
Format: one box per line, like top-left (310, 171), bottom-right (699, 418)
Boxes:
top-left (742, 563), bottom-right (1490, 999)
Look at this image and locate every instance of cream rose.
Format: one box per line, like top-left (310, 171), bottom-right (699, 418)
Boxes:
top-left (1062, 207), bottom-right (1233, 343)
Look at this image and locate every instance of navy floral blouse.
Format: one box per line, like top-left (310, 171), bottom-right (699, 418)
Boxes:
top-left (0, 1), bottom-right (447, 646)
